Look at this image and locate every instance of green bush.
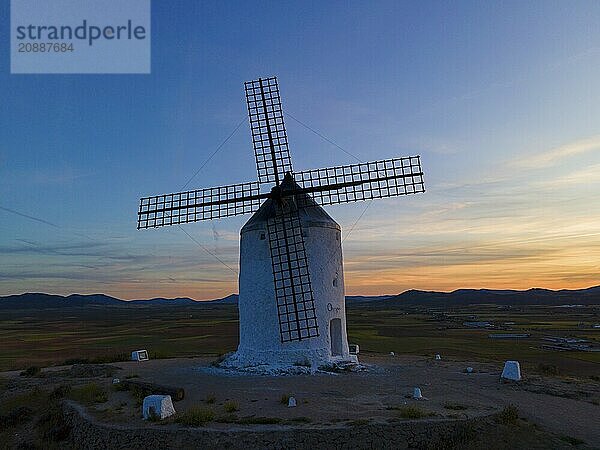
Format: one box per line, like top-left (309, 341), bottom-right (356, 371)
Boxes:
top-left (176, 406), bottom-right (215, 426)
top-left (205, 394), bottom-right (216, 404)
top-left (280, 394), bottom-right (291, 405)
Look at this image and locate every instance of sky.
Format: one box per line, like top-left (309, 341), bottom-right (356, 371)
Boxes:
top-left (1, 0), bottom-right (599, 300)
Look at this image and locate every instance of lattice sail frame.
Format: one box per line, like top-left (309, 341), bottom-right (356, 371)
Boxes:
top-left (137, 156), bottom-right (425, 229)
top-left (266, 204), bottom-right (319, 342)
top-left (137, 181), bottom-right (263, 229)
top-left (294, 156), bottom-right (424, 207)
top-left (245, 77), bottom-right (293, 185)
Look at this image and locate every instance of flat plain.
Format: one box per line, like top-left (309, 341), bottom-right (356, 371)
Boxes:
top-left (1, 302), bottom-right (598, 377)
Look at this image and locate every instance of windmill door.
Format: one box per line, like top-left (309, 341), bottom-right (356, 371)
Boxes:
top-left (330, 318), bottom-right (342, 356)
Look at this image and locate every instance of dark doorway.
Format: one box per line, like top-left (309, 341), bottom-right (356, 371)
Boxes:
top-left (330, 318), bottom-right (342, 356)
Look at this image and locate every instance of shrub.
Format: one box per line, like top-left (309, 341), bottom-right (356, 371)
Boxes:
top-left (20, 366), bottom-right (41, 377)
top-left (237, 416), bottom-right (282, 425)
top-left (89, 353), bottom-right (128, 364)
top-left (36, 400), bottom-right (71, 443)
top-left (537, 363), bottom-right (559, 376)
top-left (68, 383), bottom-right (108, 405)
top-left (348, 418), bottom-right (370, 426)
top-left (205, 394), bottom-right (216, 404)
top-left (288, 416), bottom-right (312, 423)
top-left (129, 386), bottom-right (147, 407)
top-left (223, 400), bottom-right (239, 413)
top-left (63, 358), bottom-right (90, 365)
top-left (397, 405), bottom-right (431, 419)
top-left (280, 394), bottom-right (291, 405)
top-left (559, 435), bottom-right (585, 446)
top-left (214, 413), bottom-right (238, 423)
top-left (443, 402), bottom-right (468, 410)
top-left (176, 406), bottom-right (215, 426)
top-left (497, 404), bottom-right (519, 425)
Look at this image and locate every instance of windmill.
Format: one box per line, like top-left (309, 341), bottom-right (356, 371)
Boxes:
top-left (137, 76), bottom-right (425, 369)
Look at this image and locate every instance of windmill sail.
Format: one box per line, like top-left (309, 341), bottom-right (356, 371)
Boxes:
top-left (266, 194), bottom-right (319, 343)
top-left (137, 181), bottom-right (265, 229)
top-left (245, 76), bottom-right (293, 186)
top-left (292, 156), bottom-right (424, 207)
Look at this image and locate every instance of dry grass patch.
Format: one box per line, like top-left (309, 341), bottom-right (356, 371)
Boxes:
top-left (496, 404), bottom-right (519, 425)
top-left (223, 400), bottom-right (239, 413)
top-left (443, 402), bottom-right (468, 410)
top-left (68, 383), bottom-right (108, 405)
top-left (395, 405), bottom-right (433, 419)
top-left (176, 406), bottom-right (215, 426)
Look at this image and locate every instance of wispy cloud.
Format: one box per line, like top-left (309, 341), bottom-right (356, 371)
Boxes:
top-left (536, 163), bottom-right (600, 188)
top-left (516, 135), bottom-right (600, 168)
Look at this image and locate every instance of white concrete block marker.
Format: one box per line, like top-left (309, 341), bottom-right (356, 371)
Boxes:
top-left (287, 396), bottom-right (297, 407)
top-left (390, 351), bottom-right (395, 357)
top-left (466, 367), bottom-right (474, 373)
top-left (142, 395), bottom-right (176, 420)
top-left (435, 354), bottom-right (441, 360)
top-left (501, 360), bottom-right (522, 381)
top-left (131, 349), bottom-right (149, 361)
top-left (413, 387), bottom-right (423, 399)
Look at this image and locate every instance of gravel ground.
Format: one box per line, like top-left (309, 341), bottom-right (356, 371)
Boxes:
top-left (1, 354), bottom-right (598, 448)
top-left (103, 354), bottom-right (599, 444)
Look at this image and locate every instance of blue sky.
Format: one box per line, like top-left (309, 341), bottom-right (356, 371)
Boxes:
top-left (1, 0), bottom-right (599, 299)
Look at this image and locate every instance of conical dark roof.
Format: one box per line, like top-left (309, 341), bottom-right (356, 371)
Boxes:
top-left (241, 174), bottom-right (340, 233)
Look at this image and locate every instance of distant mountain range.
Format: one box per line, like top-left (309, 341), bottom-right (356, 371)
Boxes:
top-left (0, 287), bottom-right (598, 310)
top-left (0, 292), bottom-right (238, 309)
top-left (377, 286), bottom-right (600, 308)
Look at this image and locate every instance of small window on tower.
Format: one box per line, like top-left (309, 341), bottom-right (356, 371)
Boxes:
top-left (333, 278), bottom-right (338, 287)
top-left (260, 233), bottom-right (266, 240)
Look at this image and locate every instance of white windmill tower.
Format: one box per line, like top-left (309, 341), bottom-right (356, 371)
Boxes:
top-left (137, 76), bottom-right (425, 369)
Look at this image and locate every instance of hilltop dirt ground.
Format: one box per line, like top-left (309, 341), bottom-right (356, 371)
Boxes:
top-left (1, 355), bottom-right (598, 449)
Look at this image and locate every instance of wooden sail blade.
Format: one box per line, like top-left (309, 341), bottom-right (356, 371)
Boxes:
top-left (137, 181), bottom-right (267, 229)
top-left (292, 156), bottom-right (425, 207)
top-left (245, 76), bottom-right (293, 185)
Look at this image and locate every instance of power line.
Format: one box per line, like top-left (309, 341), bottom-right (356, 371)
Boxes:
top-left (285, 110), bottom-right (363, 163)
top-left (172, 117), bottom-right (248, 275)
top-left (0, 205), bottom-right (60, 228)
top-left (177, 225), bottom-right (238, 275)
top-left (180, 116), bottom-right (247, 190)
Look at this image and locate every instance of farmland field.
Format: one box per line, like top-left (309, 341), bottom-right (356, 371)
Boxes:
top-left (0, 303), bottom-right (598, 377)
